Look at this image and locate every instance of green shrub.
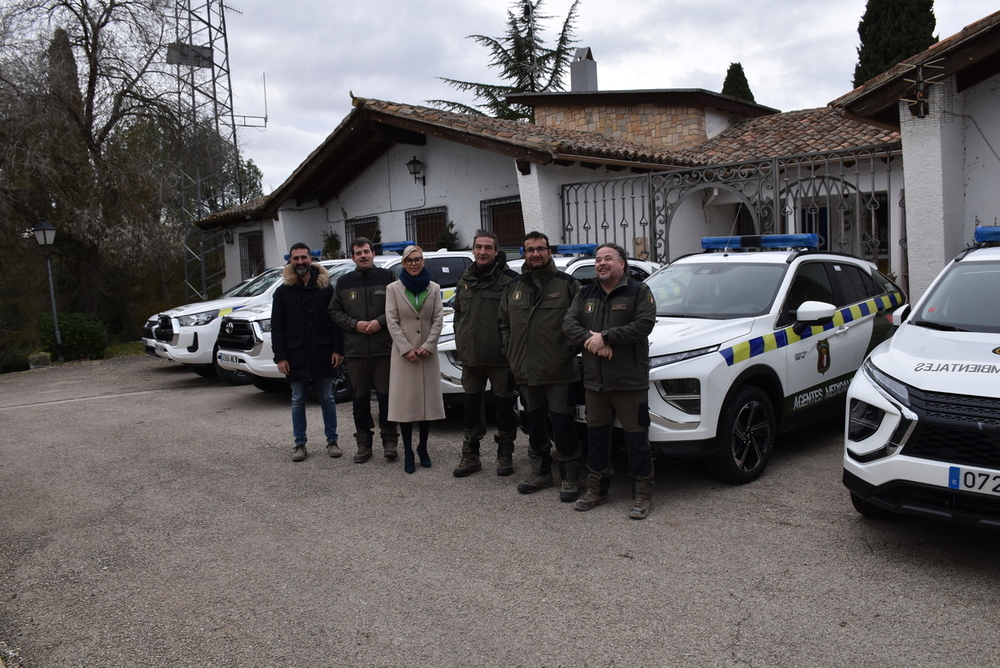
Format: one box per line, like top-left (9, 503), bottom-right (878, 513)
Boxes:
top-left (37, 313), bottom-right (108, 361)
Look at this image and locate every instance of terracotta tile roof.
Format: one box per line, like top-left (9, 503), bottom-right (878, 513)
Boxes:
top-left (360, 98), bottom-right (700, 167)
top-left (681, 107), bottom-right (900, 164)
top-left (197, 195), bottom-right (269, 227)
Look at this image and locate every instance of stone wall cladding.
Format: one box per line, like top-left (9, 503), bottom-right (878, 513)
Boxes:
top-left (534, 103), bottom-right (708, 148)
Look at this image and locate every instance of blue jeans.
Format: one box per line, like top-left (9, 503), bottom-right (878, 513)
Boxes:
top-left (290, 377), bottom-right (339, 446)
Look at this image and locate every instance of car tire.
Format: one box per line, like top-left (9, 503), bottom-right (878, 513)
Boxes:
top-left (707, 385), bottom-right (775, 484)
top-left (251, 376), bottom-right (288, 393)
top-left (850, 492), bottom-right (898, 520)
top-left (213, 346), bottom-right (252, 386)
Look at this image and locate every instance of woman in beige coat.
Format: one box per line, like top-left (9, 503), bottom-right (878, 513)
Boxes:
top-left (385, 245), bottom-right (446, 473)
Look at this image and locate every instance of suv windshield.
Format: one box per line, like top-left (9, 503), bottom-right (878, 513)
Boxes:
top-left (229, 268), bottom-right (283, 297)
top-left (913, 260), bottom-right (1000, 334)
top-left (647, 262), bottom-right (786, 318)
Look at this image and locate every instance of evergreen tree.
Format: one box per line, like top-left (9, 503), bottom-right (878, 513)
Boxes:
top-left (429, 0), bottom-right (580, 121)
top-left (854, 0), bottom-right (937, 87)
top-left (721, 63), bottom-right (755, 103)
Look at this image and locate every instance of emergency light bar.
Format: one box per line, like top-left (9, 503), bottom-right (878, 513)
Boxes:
top-left (553, 243), bottom-right (597, 255)
top-left (701, 234), bottom-right (820, 250)
top-left (973, 226), bottom-right (1000, 244)
top-left (283, 250), bottom-right (323, 262)
top-left (375, 241), bottom-right (416, 254)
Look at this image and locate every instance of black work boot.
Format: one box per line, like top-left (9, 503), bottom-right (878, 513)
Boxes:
top-left (353, 431), bottom-right (373, 463)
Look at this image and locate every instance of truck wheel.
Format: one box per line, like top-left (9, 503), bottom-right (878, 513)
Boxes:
top-left (707, 385), bottom-right (775, 484)
top-left (850, 492), bottom-right (898, 520)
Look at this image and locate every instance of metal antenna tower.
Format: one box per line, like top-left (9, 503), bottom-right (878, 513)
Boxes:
top-left (168, 0), bottom-right (264, 302)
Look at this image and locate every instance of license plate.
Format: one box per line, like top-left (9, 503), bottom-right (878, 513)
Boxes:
top-left (949, 466), bottom-right (1000, 496)
top-left (217, 352), bottom-right (241, 365)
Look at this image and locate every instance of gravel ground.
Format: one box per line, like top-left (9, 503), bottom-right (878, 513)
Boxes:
top-left (2, 355), bottom-right (1000, 667)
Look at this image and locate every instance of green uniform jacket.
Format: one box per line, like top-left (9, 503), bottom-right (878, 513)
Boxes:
top-left (563, 273), bottom-right (656, 392)
top-left (453, 256), bottom-right (519, 368)
top-left (328, 266), bottom-right (396, 358)
top-left (499, 259), bottom-right (580, 386)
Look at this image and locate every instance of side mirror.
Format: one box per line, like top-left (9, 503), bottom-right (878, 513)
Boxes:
top-left (888, 304), bottom-right (910, 326)
top-left (792, 300), bottom-right (837, 336)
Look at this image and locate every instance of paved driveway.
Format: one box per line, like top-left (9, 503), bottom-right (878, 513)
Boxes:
top-left (1, 356), bottom-right (999, 667)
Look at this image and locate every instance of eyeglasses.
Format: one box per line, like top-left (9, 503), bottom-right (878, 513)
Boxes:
top-left (524, 246), bottom-right (549, 254)
top-left (403, 257), bottom-right (424, 265)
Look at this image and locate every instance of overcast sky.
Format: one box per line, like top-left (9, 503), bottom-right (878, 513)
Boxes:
top-left (222, 0), bottom-right (998, 193)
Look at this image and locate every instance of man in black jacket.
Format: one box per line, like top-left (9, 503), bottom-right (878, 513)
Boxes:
top-left (452, 230), bottom-right (520, 478)
top-left (271, 242), bottom-right (345, 462)
top-left (563, 243), bottom-right (657, 519)
top-left (329, 237), bottom-right (399, 464)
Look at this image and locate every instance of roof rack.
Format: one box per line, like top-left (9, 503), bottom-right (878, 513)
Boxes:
top-left (701, 234), bottom-right (819, 251)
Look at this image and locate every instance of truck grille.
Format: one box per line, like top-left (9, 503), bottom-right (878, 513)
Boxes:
top-left (901, 388), bottom-right (1000, 470)
top-left (153, 315), bottom-right (173, 342)
top-left (217, 318), bottom-right (256, 351)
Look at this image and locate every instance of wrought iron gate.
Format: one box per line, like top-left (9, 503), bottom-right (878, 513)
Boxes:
top-left (561, 143), bottom-right (902, 273)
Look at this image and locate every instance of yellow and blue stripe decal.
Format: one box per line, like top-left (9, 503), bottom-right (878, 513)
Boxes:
top-left (719, 292), bottom-right (903, 367)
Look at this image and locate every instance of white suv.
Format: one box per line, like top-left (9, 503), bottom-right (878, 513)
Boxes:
top-left (638, 234), bottom-right (904, 483)
top-left (844, 226), bottom-right (1000, 529)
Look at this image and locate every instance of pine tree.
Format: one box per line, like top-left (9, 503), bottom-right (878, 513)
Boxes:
top-left (854, 0), bottom-right (937, 88)
top-left (429, 0), bottom-right (580, 121)
top-left (721, 63), bottom-right (755, 103)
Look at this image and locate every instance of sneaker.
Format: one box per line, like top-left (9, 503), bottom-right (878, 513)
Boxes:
top-left (517, 472), bottom-right (553, 494)
top-left (291, 445), bottom-right (307, 462)
top-left (496, 454), bottom-right (514, 477)
top-left (629, 497), bottom-right (651, 520)
top-left (326, 442), bottom-right (342, 458)
top-left (559, 479), bottom-right (579, 503)
top-left (574, 491), bottom-right (608, 511)
top-left (452, 454), bottom-right (482, 478)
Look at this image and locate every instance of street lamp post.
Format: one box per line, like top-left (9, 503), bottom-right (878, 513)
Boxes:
top-left (33, 219), bottom-right (64, 363)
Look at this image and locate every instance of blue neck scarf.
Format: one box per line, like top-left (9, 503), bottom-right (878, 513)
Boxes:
top-left (399, 267), bottom-right (430, 293)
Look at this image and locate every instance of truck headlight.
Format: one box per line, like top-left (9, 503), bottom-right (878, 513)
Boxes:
top-left (177, 310), bottom-right (219, 327)
top-left (649, 345), bottom-right (719, 369)
top-left (862, 358), bottom-right (909, 407)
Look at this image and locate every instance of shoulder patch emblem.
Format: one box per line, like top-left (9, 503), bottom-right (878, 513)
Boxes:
top-left (512, 290), bottom-right (523, 301)
top-left (648, 293), bottom-right (654, 304)
top-left (585, 301), bottom-right (596, 313)
top-left (348, 290), bottom-right (357, 300)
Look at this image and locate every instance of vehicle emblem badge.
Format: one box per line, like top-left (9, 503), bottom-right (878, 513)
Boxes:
top-left (816, 339), bottom-right (831, 374)
top-left (993, 346), bottom-right (1000, 355)
top-left (224, 321), bottom-right (234, 334)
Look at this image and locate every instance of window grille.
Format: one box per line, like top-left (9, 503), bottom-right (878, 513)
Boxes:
top-left (480, 197), bottom-right (524, 248)
top-left (346, 216), bottom-right (380, 246)
top-left (405, 206), bottom-right (448, 247)
top-left (239, 231), bottom-right (265, 280)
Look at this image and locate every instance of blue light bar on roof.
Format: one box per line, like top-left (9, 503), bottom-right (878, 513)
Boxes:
top-left (553, 243), bottom-right (597, 255)
top-left (974, 226), bottom-right (1000, 243)
top-left (283, 250), bottom-right (323, 262)
top-left (376, 241), bottom-right (415, 254)
top-left (701, 234), bottom-right (819, 250)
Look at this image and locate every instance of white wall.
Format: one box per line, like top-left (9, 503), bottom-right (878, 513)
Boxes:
top-left (962, 71), bottom-right (1000, 231)
top-left (320, 137), bottom-right (520, 251)
top-left (900, 77), bottom-right (969, 300)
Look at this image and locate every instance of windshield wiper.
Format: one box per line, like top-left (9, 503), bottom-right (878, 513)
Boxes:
top-left (912, 320), bottom-right (966, 332)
